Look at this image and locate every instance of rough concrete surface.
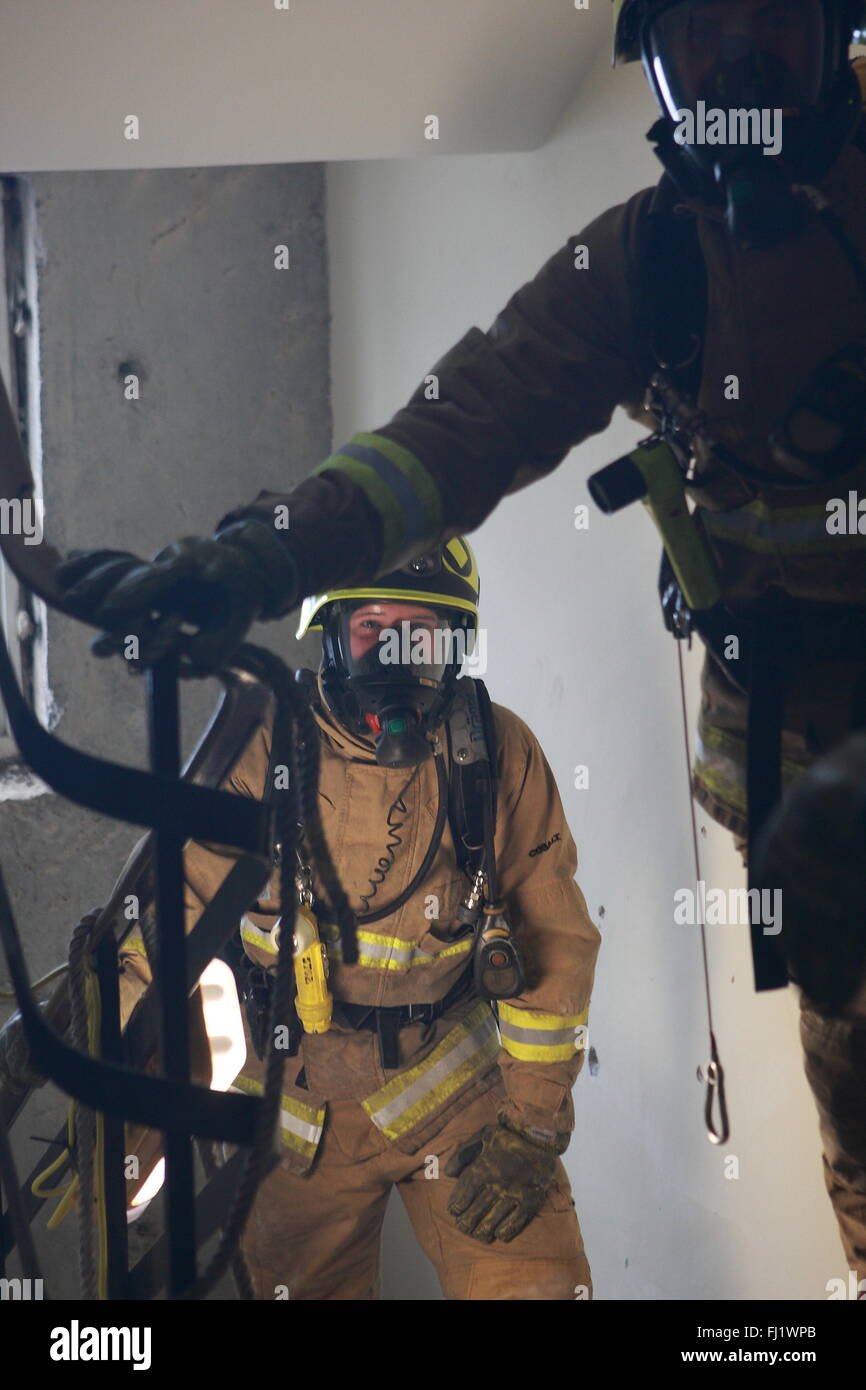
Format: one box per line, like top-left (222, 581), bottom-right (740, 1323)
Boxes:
top-left (1, 164), bottom-right (330, 1298)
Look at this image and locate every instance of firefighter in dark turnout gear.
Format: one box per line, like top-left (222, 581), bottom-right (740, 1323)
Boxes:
top-left (59, 0), bottom-right (866, 1281)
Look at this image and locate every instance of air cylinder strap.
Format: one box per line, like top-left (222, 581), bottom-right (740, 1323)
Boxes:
top-left (745, 619), bottom-right (789, 991)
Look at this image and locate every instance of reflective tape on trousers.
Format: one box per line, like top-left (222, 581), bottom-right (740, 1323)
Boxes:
top-left (497, 1001), bottom-right (589, 1062)
top-left (231, 1073), bottom-right (325, 1163)
top-left (693, 721), bottom-right (808, 818)
top-left (362, 1002), bottom-right (500, 1142)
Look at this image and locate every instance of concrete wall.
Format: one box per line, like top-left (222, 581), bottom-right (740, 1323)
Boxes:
top-left (1, 164), bottom-right (329, 1295)
top-left (327, 45), bottom-right (845, 1300)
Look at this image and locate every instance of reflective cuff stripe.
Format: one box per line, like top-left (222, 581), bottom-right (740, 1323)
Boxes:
top-left (322, 924), bottom-right (473, 972)
top-left (241, 915), bottom-right (279, 957)
top-left (362, 1002), bottom-right (499, 1142)
top-left (698, 501), bottom-right (866, 555)
top-left (693, 722), bottom-right (807, 818)
top-left (498, 1002), bottom-right (588, 1062)
top-left (314, 431), bottom-right (443, 569)
top-left (231, 1073), bottom-right (325, 1162)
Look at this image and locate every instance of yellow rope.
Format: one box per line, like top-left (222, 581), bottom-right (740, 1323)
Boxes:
top-left (41, 1109), bottom-right (77, 1228)
top-left (84, 969), bottom-right (109, 1300)
top-left (34, 959), bottom-right (110, 1302)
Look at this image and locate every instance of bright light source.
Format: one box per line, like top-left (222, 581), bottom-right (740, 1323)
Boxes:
top-left (199, 958), bottom-right (246, 1092)
top-left (128, 960), bottom-right (246, 1214)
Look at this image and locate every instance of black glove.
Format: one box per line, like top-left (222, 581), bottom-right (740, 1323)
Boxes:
top-left (56, 520), bottom-right (299, 677)
top-left (445, 1119), bottom-right (568, 1244)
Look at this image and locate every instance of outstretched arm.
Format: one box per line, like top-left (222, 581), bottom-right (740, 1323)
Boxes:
top-left (58, 194), bottom-right (648, 672)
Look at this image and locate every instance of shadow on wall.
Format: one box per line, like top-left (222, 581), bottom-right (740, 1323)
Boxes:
top-left (381, 1195), bottom-right (442, 1300)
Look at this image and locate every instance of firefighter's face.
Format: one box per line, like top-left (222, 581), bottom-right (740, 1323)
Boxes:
top-left (649, 0), bottom-right (825, 110)
top-left (348, 601), bottom-right (441, 661)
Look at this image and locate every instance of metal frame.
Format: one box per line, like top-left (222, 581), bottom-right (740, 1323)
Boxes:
top-left (0, 636), bottom-right (281, 1297)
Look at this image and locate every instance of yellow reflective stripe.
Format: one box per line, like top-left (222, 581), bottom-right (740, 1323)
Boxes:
top-left (119, 931), bottom-right (148, 958)
top-left (362, 1002), bottom-right (499, 1142)
top-left (699, 500), bottom-right (866, 555)
top-left (693, 723), bottom-right (808, 817)
top-left (232, 1073), bottom-right (325, 1161)
top-left (243, 917), bottom-right (473, 973)
top-left (355, 431), bottom-right (443, 544)
top-left (322, 925), bottom-right (473, 972)
top-left (308, 587), bottom-right (478, 622)
top-left (314, 431), bottom-right (443, 568)
top-left (498, 1002), bottom-right (588, 1062)
top-left (241, 916), bottom-right (279, 957)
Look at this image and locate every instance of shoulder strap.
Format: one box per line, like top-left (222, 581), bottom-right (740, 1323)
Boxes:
top-left (445, 678), bottom-right (498, 875)
top-left (634, 173), bottom-right (707, 399)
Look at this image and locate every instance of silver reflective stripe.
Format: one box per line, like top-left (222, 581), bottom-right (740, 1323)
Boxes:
top-left (698, 502), bottom-right (866, 553)
top-left (322, 926), bottom-right (472, 972)
top-left (279, 1105), bottom-right (322, 1150)
top-left (702, 510), bottom-right (830, 543)
top-left (368, 1007), bottom-right (498, 1133)
top-left (231, 1073), bottom-right (324, 1161)
top-left (498, 1019), bottom-right (577, 1048)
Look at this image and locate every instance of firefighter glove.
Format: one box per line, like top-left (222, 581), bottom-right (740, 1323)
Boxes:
top-left (56, 521), bottom-right (299, 677)
top-left (445, 1119), bottom-right (567, 1244)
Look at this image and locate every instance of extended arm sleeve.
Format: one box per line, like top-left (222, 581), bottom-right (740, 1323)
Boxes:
top-left (217, 194), bottom-right (651, 598)
top-left (490, 705), bottom-right (601, 1143)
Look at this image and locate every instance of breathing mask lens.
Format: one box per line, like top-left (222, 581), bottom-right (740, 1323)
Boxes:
top-left (337, 605), bottom-right (469, 687)
top-left (331, 602), bottom-right (473, 769)
top-left (646, 0), bottom-right (826, 123)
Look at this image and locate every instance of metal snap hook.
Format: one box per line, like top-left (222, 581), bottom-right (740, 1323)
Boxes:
top-left (704, 1035), bottom-right (730, 1145)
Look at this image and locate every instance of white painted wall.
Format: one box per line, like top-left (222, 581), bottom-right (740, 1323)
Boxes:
top-left (0, 0), bottom-right (605, 172)
top-left (327, 42), bottom-right (845, 1300)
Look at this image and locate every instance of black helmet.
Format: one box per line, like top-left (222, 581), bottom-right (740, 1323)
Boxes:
top-left (613, 0), bottom-right (865, 242)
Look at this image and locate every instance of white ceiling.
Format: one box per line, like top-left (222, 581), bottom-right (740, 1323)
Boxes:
top-left (0, 1), bottom-right (610, 173)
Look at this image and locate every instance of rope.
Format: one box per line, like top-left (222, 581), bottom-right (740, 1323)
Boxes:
top-left (67, 907), bottom-right (102, 1301)
top-left (675, 640), bottom-right (729, 1144)
top-left (195, 1138), bottom-right (256, 1300)
top-left (0, 962), bottom-right (67, 999)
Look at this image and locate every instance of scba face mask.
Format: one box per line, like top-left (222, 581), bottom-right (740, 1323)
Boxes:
top-left (640, 0), bottom-right (860, 245)
top-left (646, 0), bottom-right (827, 116)
top-left (321, 599), bottom-right (476, 769)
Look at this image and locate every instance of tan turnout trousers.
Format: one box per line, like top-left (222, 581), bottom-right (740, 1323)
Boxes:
top-left (240, 1075), bottom-right (591, 1302)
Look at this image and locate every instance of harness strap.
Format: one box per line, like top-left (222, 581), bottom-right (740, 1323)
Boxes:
top-left (338, 966), bottom-right (476, 1042)
top-left (446, 677), bottom-right (498, 875)
top-left (696, 602), bottom-right (866, 989)
top-left (745, 621), bottom-right (789, 990)
top-left (634, 174), bottom-right (707, 396)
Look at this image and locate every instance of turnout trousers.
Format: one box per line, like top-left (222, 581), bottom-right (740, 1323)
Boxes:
top-left (240, 1084), bottom-right (591, 1301)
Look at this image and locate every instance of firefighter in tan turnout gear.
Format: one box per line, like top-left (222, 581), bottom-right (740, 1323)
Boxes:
top-left (58, 0), bottom-right (866, 1286)
top-left (185, 537), bottom-right (598, 1299)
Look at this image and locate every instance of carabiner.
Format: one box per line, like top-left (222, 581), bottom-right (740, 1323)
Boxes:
top-left (703, 1032), bottom-right (730, 1145)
